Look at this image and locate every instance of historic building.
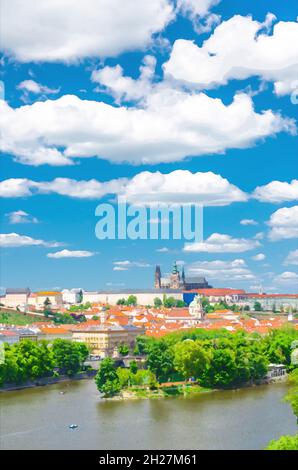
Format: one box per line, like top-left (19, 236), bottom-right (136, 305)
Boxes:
top-left (1, 288), bottom-right (30, 308)
top-left (188, 295), bottom-right (205, 320)
top-left (71, 322), bottom-right (144, 357)
top-left (154, 262), bottom-right (212, 291)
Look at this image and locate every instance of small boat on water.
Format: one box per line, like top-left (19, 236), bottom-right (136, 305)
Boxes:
top-left (68, 424), bottom-right (78, 429)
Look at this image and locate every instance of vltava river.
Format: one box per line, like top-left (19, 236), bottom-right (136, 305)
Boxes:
top-left (0, 380), bottom-right (296, 449)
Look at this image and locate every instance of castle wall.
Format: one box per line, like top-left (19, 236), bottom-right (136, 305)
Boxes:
top-left (83, 291), bottom-right (183, 306)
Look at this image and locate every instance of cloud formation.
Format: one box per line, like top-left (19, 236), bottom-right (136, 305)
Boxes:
top-left (164, 15), bottom-right (298, 95)
top-left (0, 92), bottom-right (293, 166)
top-left (17, 80), bottom-right (60, 95)
top-left (251, 253), bottom-right (266, 261)
top-left (0, 233), bottom-right (62, 248)
top-left (119, 170), bottom-right (247, 206)
top-left (184, 233), bottom-right (260, 253)
top-left (0, 0), bottom-right (174, 62)
top-left (267, 205), bottom-right (298, 241)
top-left (253, 179), bottom-right (298, 203)
top-left (187, 258), bottom-right (255, 281)
top-left (240, 219), bottom-right (258, 226)
top-left (274, 271), bottom-right (298, 284)
top-left (6, 210), bottom-right (38, 224)
top-left (113, 260), bottom-right (151, 270)
top-left (47, 249), bottom-right (96, 258)
top-left (0, 171), bottom-right (247, 206)
top-left (284, 249), bottom-right (298, 266)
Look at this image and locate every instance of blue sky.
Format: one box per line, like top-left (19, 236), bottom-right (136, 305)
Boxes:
top-left (0, 0), bottom-right (297, 292)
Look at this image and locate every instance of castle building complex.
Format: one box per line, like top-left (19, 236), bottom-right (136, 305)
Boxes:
top-left (154, 262), bottom-right (212, 291)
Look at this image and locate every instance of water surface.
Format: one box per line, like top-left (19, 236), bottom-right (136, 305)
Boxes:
top-left (0, 380), bottom-right (296, 450)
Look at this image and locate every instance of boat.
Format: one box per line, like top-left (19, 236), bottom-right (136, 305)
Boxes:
top-left (68, 424), bottom-right (78, 429)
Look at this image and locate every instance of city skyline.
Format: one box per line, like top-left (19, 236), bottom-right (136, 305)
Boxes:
top-left (1, 0), bottom-right (298, 293)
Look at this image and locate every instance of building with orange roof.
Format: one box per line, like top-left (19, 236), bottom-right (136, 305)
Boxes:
top-left (33, 291), bottom-right (63, 308)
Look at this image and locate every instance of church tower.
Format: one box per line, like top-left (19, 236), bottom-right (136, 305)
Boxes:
top-left (181, 266), bottom-right (186, 288)
top-left (170, 261), bottom-right (181, 289)
top-left (154, 265), bottom-right (161, 289)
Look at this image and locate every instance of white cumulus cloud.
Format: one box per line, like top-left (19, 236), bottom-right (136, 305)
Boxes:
top-left (253, 179), bottom-right (298, 203)
top-left (187, 258), bottom-right (255, 281)
top-left (119, 170), bottom-right (248, 206)
top-left (47, 249), bottom-right (96, 258)
top-left (0, 0), bottom-right (174, 62)
top-left (0, 233), bottom-right (62, 248)
top-left (92, 55), bottom-right (157, 104)
top-left (6, 210), bottom-right (38, 224)
top-left (251, 253), bottom-right (266, 261)
top-left (267, 205), bottom-right (298, 241)
top-left (17, 80), bottom-right (60, 95)
top-left (0, 178), bottom-right (33, 197)
top-left (184, 233), bottom-right (261, 253)
top-left (0, 171), bottom-right (247, 206)
top-left (113, 260), bottom-right (151, 270)
top-left (274, 271), bottom-right (298, 284)
top-left (176, 0), bottom-right (221, 34)
top-left (284, 249), bottom-right (298, 266)
top-left (240, 219), bottom-right (258, 226)
top-left (164, 14), bottom-right (298, 95)
top-left (0, 91), bottom-right (293, 166)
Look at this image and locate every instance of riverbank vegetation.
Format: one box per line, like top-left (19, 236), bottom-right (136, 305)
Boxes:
top-left (95, 326), bottom-right (298, 398)
top-left (266, 369), bottom-right (298, 450)
top-left (0, 339), bottom-right (89, 387)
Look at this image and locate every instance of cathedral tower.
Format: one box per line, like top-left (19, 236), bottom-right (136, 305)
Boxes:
top-left (154, 265), bottom-right (161, 289)
top-left (170, 261), bottom-right (181, 289)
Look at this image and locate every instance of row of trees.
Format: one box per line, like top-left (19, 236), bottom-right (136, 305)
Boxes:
top-left (134, 326), bottom-right (298, 386)
top-left (95, 326), bottom-right (298, 397)
top-left (95, 358), bottom-right (158, 396)
top-left (0, 339), bottom-right (89, 386)
top-left (154, 295), bottom-right (186, 309)
top-left (266, 368), bottom-right (298, 450)
top-left (116, 295), bottom-right (186, 309)
top-left (117, 295), bottom-right (138, 306)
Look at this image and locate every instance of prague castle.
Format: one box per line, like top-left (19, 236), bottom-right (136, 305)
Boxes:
top-left (154, 262), bottom-right (212, 291)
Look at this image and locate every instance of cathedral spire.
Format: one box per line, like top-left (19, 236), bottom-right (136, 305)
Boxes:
top-left (172, 261), bottom-right (178, 274)
top-left (181, 266), bottom-right (185, 285)
top-left (154, 265), bottom-right (161, 289)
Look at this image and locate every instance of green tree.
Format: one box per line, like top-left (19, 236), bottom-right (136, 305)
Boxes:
top-left (126, 295), bottom-right (137, 306)
top-left (116, 367), bottom-right (131, 388)
top-left (129, 360), bottom-right (138, 374)
top-left (163, 296), bottom-right (176, 308)
top-left (116, 298), bottom-right (126, 306)
top-left (147, 340), bottom-right (175, 382)
top-left (285, 368), bottom-right (298, 418)
top-left (175, 300), bottom-right (186, 308)
top-left (253, 301), bottom-right (262, 311)
top-left (265, 326), bottom-right (298, 365)
top-left (173, 340), bottom-right (210, 380)
top-left (53, 312), bottom-right (76, 324)
top-left (95, 358), bottom-right (121, 397)
top-left (266, 434), bottom-right (298, 450)
top-left (118, 343), bottom-right (130, 356)
top-left (0, 340), bottom-right (55, 385)
top-left (153, 297), bottom-right (162, 308)
top-left (43, 297), bottom-right (53, 317)
top-left (52, 339), bottom-right (88, 376)
top-left (202, 347), bottom-right (238, 388)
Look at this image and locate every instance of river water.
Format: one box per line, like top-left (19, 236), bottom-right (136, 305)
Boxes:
top-left (0, 380), bottom-right (296, 450)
